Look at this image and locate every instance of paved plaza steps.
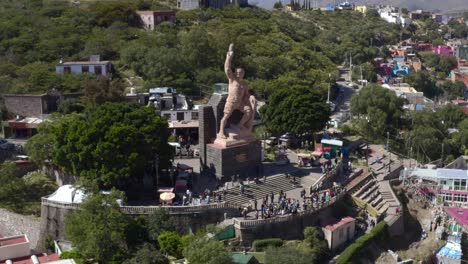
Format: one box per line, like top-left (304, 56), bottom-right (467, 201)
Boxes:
top-left (221, 175), bottom-right (304, 206)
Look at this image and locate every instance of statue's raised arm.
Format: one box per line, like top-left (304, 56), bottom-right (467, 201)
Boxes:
top-left (225, 43), bottom-right (234, 80)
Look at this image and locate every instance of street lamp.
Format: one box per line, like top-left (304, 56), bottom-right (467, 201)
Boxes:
top-left (365, 116), bottom-right (370, 167)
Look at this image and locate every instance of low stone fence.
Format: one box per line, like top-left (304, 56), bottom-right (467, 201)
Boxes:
top-left (233, 192), bottom-right (345, 229)
top-left (41, 197), bottom-right (236, 215)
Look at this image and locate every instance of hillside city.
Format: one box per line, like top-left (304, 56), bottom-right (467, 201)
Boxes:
top-left (0, 0), bottom-right (468, 264)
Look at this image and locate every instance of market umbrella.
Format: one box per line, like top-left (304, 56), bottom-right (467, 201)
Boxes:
top-left (160, 192), bottom-right (175, 201)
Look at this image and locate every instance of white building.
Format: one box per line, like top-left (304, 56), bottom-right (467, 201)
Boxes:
top-left (321, 217), bottom-right (356, 250)
top-left (55, 55), bottom-right (111, 77)
top-left (378, 6), bottom-right (411, 27)
top-left (177, 0), bottom-right (199, 10)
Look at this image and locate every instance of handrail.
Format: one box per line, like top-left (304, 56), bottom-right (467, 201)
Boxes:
top-left (41, 197), bottom-right (238, 215)
top-left (310, 161), bottom-right (342, 191)
top-left (233, 192), bottom-right (346, 229)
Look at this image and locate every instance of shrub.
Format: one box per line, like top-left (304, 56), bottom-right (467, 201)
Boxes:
top-left (252, 238), bottom-right (283, 252)
top-left (336, 221), bottom-right (388, 264)
top-left (60, 250), bottom-right (82, 259)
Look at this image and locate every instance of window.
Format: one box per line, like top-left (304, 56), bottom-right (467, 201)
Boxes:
top-left (177, 2), bottom-right (181, 8)
top-left (163, 114), bottom-right (171, 120)
top-left (454, 194), bottom-right (467, 203)
top-left (454, 181), bottom-right (459, 190)
top-left (64, 66), bottom-right (71, 74)
top-left (82, 66), bottom-right (89, 73)
top-left (94, 66), bottom-right (102, 75)
top-left (177, 112), bottom-right (184, 121)
top-left (191, 112), bottom-right (198, 120)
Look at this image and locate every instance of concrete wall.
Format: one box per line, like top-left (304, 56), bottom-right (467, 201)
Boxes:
top-left (38, 203), bottom-right (240, 250)
top-left (4, 95), bottom-right (46, 117)
top-left (387, 214), bottom-right (404, 237)
top-left (235, 204), bottom-right (336, 246)
top-left (0, 208), bottom-right (41, 251)
top-left (43, 164), bottom-right (77, 186)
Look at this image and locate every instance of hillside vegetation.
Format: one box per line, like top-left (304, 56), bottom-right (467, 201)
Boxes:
top-left (0, 1), bottom-right (400, 99)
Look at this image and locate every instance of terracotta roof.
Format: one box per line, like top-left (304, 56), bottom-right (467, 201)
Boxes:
top-left (322, 217), bottom-right (355, 231)
top-left (0, 235), bottom-right (28, 247)
top-left (0, 253), bottom-right (60, 264)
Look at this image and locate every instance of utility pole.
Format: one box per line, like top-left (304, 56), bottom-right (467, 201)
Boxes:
top-left (327, 73), bottom-right (331, 103)
top-left (409, 146), bottom-right (413, 169)
top-left (387, 131), bottom-right (391, 174)
top-left (441, 143), bottom-right (444, 167)
top-left (360, 66), bottom-right (363, 81)
top-left (155, 154), bottom-right (160, 191)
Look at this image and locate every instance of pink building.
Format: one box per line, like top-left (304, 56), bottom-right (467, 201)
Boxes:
top-left (433, 45), bottom-right (454, 57)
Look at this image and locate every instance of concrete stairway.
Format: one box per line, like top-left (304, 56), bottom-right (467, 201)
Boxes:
top-left (221, 175), bottom-right (302, 206)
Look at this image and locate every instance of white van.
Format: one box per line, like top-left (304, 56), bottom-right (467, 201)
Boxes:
top-left (169, 142), bottom-right (182, 154)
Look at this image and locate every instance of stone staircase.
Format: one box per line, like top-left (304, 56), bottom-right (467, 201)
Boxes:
top-left (220, 175), bottom-right (302, 206)
top-left (351, 174), bottom-right (401, 218)
top-left (352, 176), bottom-right (387, 217)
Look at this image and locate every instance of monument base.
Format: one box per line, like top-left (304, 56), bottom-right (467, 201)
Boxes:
top-left (204, 141), bottom-right (262, 181)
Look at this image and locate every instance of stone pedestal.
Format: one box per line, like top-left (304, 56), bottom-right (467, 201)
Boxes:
top-left (205, 141), bottom-right (262, 180)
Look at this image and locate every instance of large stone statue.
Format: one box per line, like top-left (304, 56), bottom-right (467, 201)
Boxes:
top-left (215, 44), bottom-right (256, 145)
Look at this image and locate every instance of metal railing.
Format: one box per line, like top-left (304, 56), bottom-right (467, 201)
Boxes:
top-left (310, 161), bottom-right (342, 191)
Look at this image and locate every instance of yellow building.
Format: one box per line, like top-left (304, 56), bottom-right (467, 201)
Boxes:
top-left (354, 5), bottom-right (367, 14)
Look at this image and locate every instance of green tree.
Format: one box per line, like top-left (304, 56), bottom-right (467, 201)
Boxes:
top-left (82, 77), bottom-right (125, 106)
top-left (351, 84), bottom-right (404, 139)
top-left (158, 231), bottom-right (183, 258)
top-left (260, 86), bottom-right (331, 136)
top-left (437, 104), bottom-right (466, 129)
top-left (440, 80), bottom-right (466, 100)
top-left (48, 103), bottom-right (171, 190)
top-left (183, 238), bottom-right (233, 264)
top-left (65, 192), bottom-right (130, 263)
top-left (404, 71), bottom-right (441, 99)
top-left (407, 109), bottom-right (446, 163)
top-left (437, 56), bottom-right (458, 74)
top-left (304, 226), bottom-right (329, 262)
top-left (58, 98), bottom-right (85, 115)
top-left (273, 1), bottom-right (283, 9)
top-left (351, 63), bottom-right (377, 82)
top-left (147, 208), bottom-right (176, 241)
top-left (124, 243), bottom-right (169, 264)
top-left (451, 119), bottom-right (468, 155)
top-left (25, 120), bottom-right (55, 165)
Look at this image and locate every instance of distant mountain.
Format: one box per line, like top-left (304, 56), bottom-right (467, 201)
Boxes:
top-left (255, 0), bottom-right (468, 13)
top-left (357, 0), bottom-right (468, 13)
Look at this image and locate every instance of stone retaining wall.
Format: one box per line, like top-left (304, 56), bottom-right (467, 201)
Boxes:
top-left (0, 208), bottom-right (41, 250)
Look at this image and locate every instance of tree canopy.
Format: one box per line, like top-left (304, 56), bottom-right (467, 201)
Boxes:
top-left (65, 192), bottom-right (131, 263)
top-left (183, 237), bottom-right (233, 264)
top-left (260, 86), bottom-right (331, 136)
top-left (350, 84), bottom-right (404, 139)
top-left (26, 103), bottom-right (171, 190)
